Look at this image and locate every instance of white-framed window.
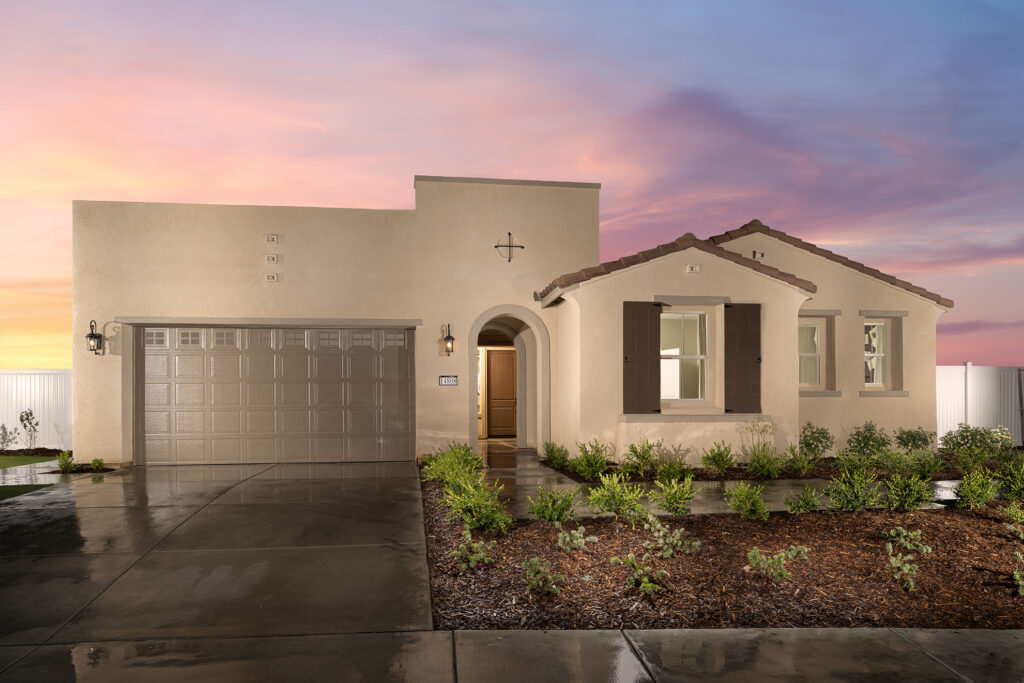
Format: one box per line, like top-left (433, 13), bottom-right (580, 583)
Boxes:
top-left (143, 329), bottom-right (168, 348)
top-left (864, 321), bottom-right (887, 386)
top-left (248, 330), bottom-right (273, 349)
top-left (178, 329), bottom-right (202, 348)
top-left (798, 322), bottom-right (822, 387)
top-left (213, 330), bottom-right (236, 348)
top-left (660, 312), bottom-right (707, 400)
top-left (281, 330), bottom-right (307, 349)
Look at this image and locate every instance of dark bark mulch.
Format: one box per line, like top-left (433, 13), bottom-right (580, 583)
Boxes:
top-left (423, 480), bottom-right (1024, 630)
top-left (0, 448), bottom-right (69, 457)
top-left (47, 465), bottom-right (117, 474)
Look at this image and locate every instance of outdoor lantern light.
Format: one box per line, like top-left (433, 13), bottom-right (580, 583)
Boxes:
top-left (443, 324), bottom-right (455, 356)
top-left (494, 231), bottom-right (525, 262)
top-left (86, 320), bottom-right (103, 355)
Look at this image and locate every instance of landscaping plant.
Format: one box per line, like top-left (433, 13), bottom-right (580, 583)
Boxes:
top-left (882, 527), bottom-right (931, 555)
top-left (894, 426), bottom-right (935, 452)
top-left (0, 424), bottom-right (19, 450)
top-left (825, 466), bottom-right (881, 512)
top-left (998, 458), bottom-right (1024, 501)
top-left (783, 444), bottom-right (816, 476)
top-left (955, 468), bottom-right (998, 510)
top-left (450, 530), bottom-right (496, 571)
top-left (873, 448), bottom-right (909, 474)
top-left (19, 410), bottom-right (39, 449)
top-left (883, 474), bottom-right (933, 512)
top-left (940, 423), bottom-right (1014, 462)
top-left (642, 514), bottom-right (699, 558)
top-left (745, 545), bottom-right (809, 582)
top-left (739, 417), bottom-right (779, 477)
top-left (799, 422), bottom-right (834, 459)
top-left (1004, 501), bottom-right (1024, 525)
top-left (443, 475), bottom-right (514, 534)
top-left (568, 440), bottom-right (611, 480)
top-left (1014, 552), bottom-right (1024, 596)
top-left (420, 443), bottom-right (483, 488)
top-left (1005, 524), bottom-right (1024, 542)
top-left (746, 449), bottom-right (783, 479)
top-left (587, 472), bottom-right (646, 525)
top-left (56, 451), bottom-right (74, 474)
top-left (907, 449), bottom-right (944, 481)
top-left (90, 458), bottom-right (105, 472)
top-left (522, 557), bottom-right (564, 595)
top-left (845, 421), bottom-right (890, 457)
top-left (555, 522), bottom-right (597, 553)
top-left (725, 482), bottom-right (769, 521)
top-left (526, 484), bottom-right (577, 524)
top-left (622, 438), bottom-right (660, 479)
top-left (701, 441), bottom-right (735, 478)
top-left (833, 449), bottom-right (874, 473)
top-left (649, 475), bottom-right (696, 516)
top-left (783, 485), bottom-right (821, 514)
top-left (543, 441), bottom-right (570, 470)
top-left (886, 543), bottom-right (920, 591)
top-left (610, 552), bottom-right (666, 595)
top-left (654, 443), bottom-right (692, 483)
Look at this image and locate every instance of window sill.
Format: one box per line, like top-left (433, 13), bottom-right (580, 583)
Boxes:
top-left (620, 413), bottom-right (769, 423)
top-left (800, 390), bottom-right (842, 398)
top-left (859, 390), bottom-right (909, 398)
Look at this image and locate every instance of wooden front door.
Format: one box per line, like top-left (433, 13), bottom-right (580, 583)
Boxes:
top-left (724, 303), bottom-right (762, 413)
top-left (487, 349), bottom-right (516, 437)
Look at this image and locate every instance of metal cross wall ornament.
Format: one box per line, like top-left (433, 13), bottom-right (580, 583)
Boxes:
top-left (494, 232), bottom-right (525, 262)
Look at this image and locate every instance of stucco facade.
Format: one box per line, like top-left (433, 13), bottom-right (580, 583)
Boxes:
top-left (72, 175), bottom-right (951, 465)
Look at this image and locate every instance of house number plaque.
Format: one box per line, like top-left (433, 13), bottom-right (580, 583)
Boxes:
top-left (439, 375), bottom-right (458, 386)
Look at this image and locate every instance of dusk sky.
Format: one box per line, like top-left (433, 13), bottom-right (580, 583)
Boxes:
top-left (1, 0), bottom-right (1022, 368)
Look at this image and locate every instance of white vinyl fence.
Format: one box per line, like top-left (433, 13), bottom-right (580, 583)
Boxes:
top-left (0, 370), bottom-right (73, 450)
top-left (937, 364), bottom-right (1024, 446)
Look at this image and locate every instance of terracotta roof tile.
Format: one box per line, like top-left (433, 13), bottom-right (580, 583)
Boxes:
top-left (708, 220), bottom-right (954, 309)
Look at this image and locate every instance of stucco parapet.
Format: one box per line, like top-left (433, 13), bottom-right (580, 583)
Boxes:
top-left (619, 413), bottom-right (771, 423)
top-left (413, 175), bottom-right (601, 190)
top-left (710, 219), bottom-right (955, 309)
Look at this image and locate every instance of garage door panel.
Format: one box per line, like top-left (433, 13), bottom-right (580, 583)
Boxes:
top-left (211, 354), bottom-right (242, 379)
top-left (175, 355), bottom-right (205, 379)
top-left (382, 409), bottom-right (411, 432)
top-left (145, 355), bottom-right (170, 379)
top-left (211, 411), bottom-right (242, 434)
top-left (279, 382), bottom-right (310, 407)
top-left (146, 383), bottom-right (171, 407)
top-left (175, 439), bottom-right (207, 463)
top-left (380, 436), bottom-right (412, 461)
top-left (245, 355), bottom-right (276, 379)
top-left (246, 383), bottom-right (276, 407)
top-left (346, 408), bottom-right (377, 433)
top-left (146, 439), bottom-right (172, 464)
top-left (345, 436), bottom-right (378, 461)
top-left (381, 382), bottom-right (411, 407)
top-left (145, 411), bottom-right (171, 435)
top-left (313, 382), bottom-right (342, 407)
top-left (175, 411), bottom-right (206, 435)
top-left (345, 382), bottom-right (376, 407)
top-left (245, 438), bottom-right (277, 462)
top-left (211, 383), bottom-right (242, 407)
top-left (279, 355), bottom-right (310, 379)
top-left (345, 354), bottom-right (377, 380)
top-left (313, 437), bottom-right (343, 461)
top-left (381, 354), bottom-right (411, 380)
top-left (175, 383), bottom-right (206, 407)
top-left (211, 439), bottom-right (243, 462)
top-left (313, 355), bottom-right (342, 379)
top-left (314, 410), bottom-right (342, 432)
top-left (246, 410), bottom-right (277, 435)
top-left (280, 410), bottom-right (311, 434)
top-left (280, 438), bottom-right (311, 461)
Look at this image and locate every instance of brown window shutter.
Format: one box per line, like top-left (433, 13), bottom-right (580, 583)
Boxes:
top-left (724, 303), bottom-right (762, 413)
top-left (623, 301), bottom-right (661, 414)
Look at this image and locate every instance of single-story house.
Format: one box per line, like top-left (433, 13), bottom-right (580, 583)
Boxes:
top-left (71, 175), bottom-right (953, 465)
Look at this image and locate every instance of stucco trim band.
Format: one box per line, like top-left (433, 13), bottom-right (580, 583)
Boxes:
top-left (112, 316), bottom-right (423, 328)
top-left (619, 413), bottom-right (771, 423)
top-left (858, 391), bottom-right (911, 398)
top-left (800, 309), bottom-right (842, 317)
top-left (414, 175), bottom-right (601, 190)
top-left (859, 310), bottom-right (908, 318)
top-left (655, 295), bottom-right (731, 306)
top-left (800, 390), bottom-right (843, 397)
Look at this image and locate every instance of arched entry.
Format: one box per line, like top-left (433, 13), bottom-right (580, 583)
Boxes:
top-left (467, 305), bottom-right (550, 453)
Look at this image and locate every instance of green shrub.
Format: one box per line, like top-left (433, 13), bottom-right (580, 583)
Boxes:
top-left (443, 475), bottom-right (514, 534)
top-left (882, 527), bottom-right (932, 554)
top-left (1004, 501), bottom-right (1024, 525)
top-left (886, 543), bottom-right (920, 591)
top-left (701, 441), bottom-right (735, 477)
top-left (894, 426), bottom-right (935, 452)
top-left (610, 552), bottom-right (666, 595)
top-left (955, 447), bottom-right (993, 475)
top-left (649, 475), bottom-right (696, 516)
top-left (998, 458), bottom-right (1024, 501)
top-left (1007, 524), bottom-right (1024, 541)
top-left (642, 514), bottom-right (699, 558)
top-left (834, 449), bottom-right (874, 474)
top-left (450, 529), bottom-right (496, 571)
top-left (526, 484), bottom-right (578, 524)
top-left (846, 421), bottom-right (891, 457)
top-left (783, 445), bottom-right (817, 476)
top-left (90, 458), bottom-right (105, 472)
top-left (56, 451), bottom-right (74, 474)
top-left (555, 522), bottom-right (598, 553)
top-left (725, 482), bottom-right (768, 521)
top-left (19, 410), bottom-right (39, 449)
top-left (1014, 552), bottom-right (1024, 596)
top-left (746, 545), bottom-right (809, 582)
top-left (568, 440), bottom-right (611, 479)
top-left (784, 485), bottom-right (821, 514)
top-left (907, 449), bottom-right (944, 480)
top-left (746, 447), bottom-right (783, 479)
top-left (543, 441), bottom-right (570, 470)
top-left (654, 443), bottom-right (692, 483)
top-left (955, 468), bottom-right (998, 510)
top-left (587, 472), bottom-right (646, 524)
top-left (522, 557), bottom-right (564, 594)
top-left (825, 467), bottom-right (881, 512)
top-left (873, 448), bottom-right (909, 474)
top-left (739, 417), bottom-right (777, 462)
top-left (0, 424), bottom-right (19, 450)
top-left (420, 443), bottom-right (482, 487)
top-left (800, 422), bottom-right (835, 459)
top-left (941, 423), bottom-right (1014, 461)
top-left (883, 474), bottom-right (933, 512)
top-left (622, 438), bottom-right (660, 479)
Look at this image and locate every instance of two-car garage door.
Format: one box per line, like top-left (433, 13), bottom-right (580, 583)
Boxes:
top-left (138, 327), bottom-right (414, 464)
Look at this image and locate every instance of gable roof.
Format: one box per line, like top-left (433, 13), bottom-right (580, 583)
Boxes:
top-left (533, 232), bottom-right (817, 304)
top-left (708, 220), bottom-right (954, 309)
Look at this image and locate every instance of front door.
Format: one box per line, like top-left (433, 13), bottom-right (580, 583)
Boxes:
top-left (487, 349), bottom-right (516, 437)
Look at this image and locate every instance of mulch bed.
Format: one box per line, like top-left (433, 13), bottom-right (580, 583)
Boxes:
top-left (0, 448), bottom-right (68, 457)
top-left (423, 480), bottom-right (1024, 630)
top-left (48, 465), bottom-right (117, 474)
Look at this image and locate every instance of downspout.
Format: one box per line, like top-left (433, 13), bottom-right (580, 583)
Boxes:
top-left (963, 361), bottom-right (971, 425)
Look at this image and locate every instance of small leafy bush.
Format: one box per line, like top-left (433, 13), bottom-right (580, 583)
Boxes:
top-left (825, 467), bottom-right (881, 512)
top-left (739, 418), bottom-right (778, 472)
top-left (649, 475), bottom-right (696, 516)
top-left (702, 441), bottom-right (735, 477)
top-left (622, 438), bottom-right (660, 479)
top-left (800, 422), bottom-right (835, 459)
top-left (883, 474), bottom-right (933, 512)
top-left (420, 443), bottom-right (482, 487)
top-left (746, 545), bottom-right (809, 582)
top-left (587, 472), bottom-right (646, 524)
top-left (450, 530), bottom-right (496, 571)
top-left (654, 443), bottom-right (692, 483)
top-left (894, 426), bottom-right (935, 452)
top-left (941, 423), bottom-right (1014, 461)
top-left (784, 485), bottom-right (821, 514)
top-left (886, 543), bottom-right (920, 591)
top-left (955, 468), bottom-right (998, 510)
top-left (1004, 501), bottom-right (1024, 525)
top-left (522, 557), bottom-right (564, 595)
top-left (907, 449), bottom-right (944, 480)
top-left (833, 449), bottom-right (874, 473)
top-left (882, 527), bottom-right (932, 555)
top-left (746, 447), bottom-right (783, 479)
top-left (443, 475), bottom-right (514, 534)
top-left (555, 522), bottom-right (597, 553)
top-left (543, 441), bottom-right (570, 470)
top-left (1014, 552), bottom-right (1024, 596)
top-left (643, 514), bottom-right (699, 558)
top-left (999, 458), bottom-right (1024, 501)
top-left (526, 484), bottom-right (577, 524)
top-left (610, 552), bottom-right (666, 595)
top-left (846, 421), bottom-right (890, 457)
top-left (784, 445), bottom-right (816, 476)
top-left (725, 482), bottom-right (768, 521)
top-left (56, 451), bottom-right (74, 474)
top-left (568, 440), bottom-right (611, 480)
top-left (955, 447), bottom-right (994, 475)
top-left (873, 448), bottom-right (909, 474)
top-left (90, 458), bottom-right (105, 472)
top-left (19, 410), bottom-right (39, 449)
top-left (0, 424), bottom-right (19, 450)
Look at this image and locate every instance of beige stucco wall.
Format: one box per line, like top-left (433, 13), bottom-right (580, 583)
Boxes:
top-left (553, 247), bottom-right (812, 463)
top-left (719, 233), bottom-right (948, 451)
top-left (72, 177), bottom-right (599, 463)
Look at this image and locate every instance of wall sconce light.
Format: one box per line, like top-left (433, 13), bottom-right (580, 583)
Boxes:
top-left (86, 320), bottom-right (103, 355)
top-left (443, 324), bottom-right (455, 356)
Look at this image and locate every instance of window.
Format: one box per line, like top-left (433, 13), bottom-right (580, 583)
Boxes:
top-left (864, 321), bottom-right (886, 386)
top-left (178, 329), bottom-right (202, 347)
top-left (660, 312), bottom-right (706, 400)
top-left (143, 329), bottom-right (167, 348)
top-left (798, 322), bottom-right (821, 387)
top-left (282, 330), bottom-right (307, 348)
top-left (213, 330), bottom-right (236, 347)
top-left (248, 330), bottom-right (273, 349)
